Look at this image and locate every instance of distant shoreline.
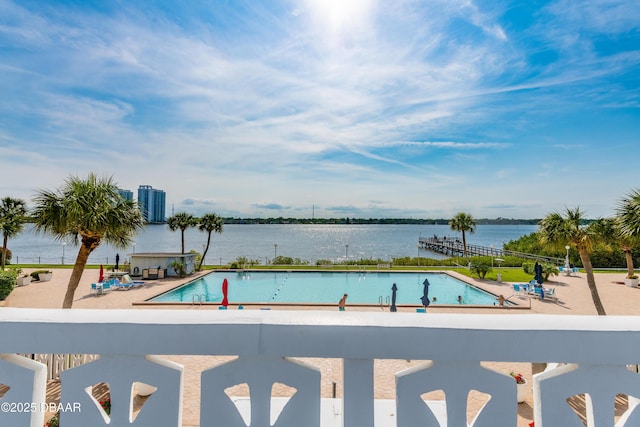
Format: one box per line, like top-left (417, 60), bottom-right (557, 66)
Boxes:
top-left (147, 218), bottom-right (543, 226)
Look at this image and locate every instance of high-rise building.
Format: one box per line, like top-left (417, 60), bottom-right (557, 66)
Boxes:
top-left (117, 188), bottom-right (134, 201)
top-left (137, 185), bottom-right (166, 223)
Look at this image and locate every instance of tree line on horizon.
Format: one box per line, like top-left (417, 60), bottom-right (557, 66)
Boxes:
top-left (217, 217), bottom-right (543, 225)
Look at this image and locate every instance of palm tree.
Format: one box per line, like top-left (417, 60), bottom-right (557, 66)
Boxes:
top-left (32, 173), bottom-right (144, 308)
top-left (538, 207), bottom-right (606, 315)
top-left (167, 212), bottom-right (198, 254)
top-left (197, 213), bottom-right (224, 270)
top-left (0, 197), bottom-right (28, 269)
top-left (616, 189), bottom-right (640, 278)
top-left (449, 212), bottom-right (476, 257)
top-left (591, 216), bottom-right (637, 280)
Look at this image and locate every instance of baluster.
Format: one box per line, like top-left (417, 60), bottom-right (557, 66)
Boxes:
top-left (343, 358), bottom-right (374, 427)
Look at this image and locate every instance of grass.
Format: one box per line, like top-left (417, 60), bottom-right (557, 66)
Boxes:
top-left (6, 264), bottom-right (76, 269)
top-left (9, 263), bottom-right (629, 282)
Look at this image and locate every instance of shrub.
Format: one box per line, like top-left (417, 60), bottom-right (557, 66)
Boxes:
top-left (522, 262), bottom-right (558, 281)
top-left (272, 256), bottom-right (309, 265)
top-left (45, 413), bottom-right (59, 427)
top-left (0, 269), bottom-right (18, 300)
top-left (0, 246), bottom-right (12, 264)
top-left (542, 263), bottom-right (559, 280)
top-left (470, 261), bottom-right (492, 279)
top-left (170, 261), bottom-right (187, 278)
top-left (522, 261), bottom-right (535, 275)
top-left (234, 256), bottom-right (248, 268)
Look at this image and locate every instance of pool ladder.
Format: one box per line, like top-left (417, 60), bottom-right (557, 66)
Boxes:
top-left (378, 296), bottom-right (390, 311)
top-left (192, 294), bottom-right (206, 306)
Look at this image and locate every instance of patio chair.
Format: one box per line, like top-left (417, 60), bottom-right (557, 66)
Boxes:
top-left (543, 287), bottom-right (557, 301)
top-left (513, 284), bottom-right (530, 295)
top-left (90, 283), bottom-right (101, 295)
top-left (91, 282), bottom-right (112, 295)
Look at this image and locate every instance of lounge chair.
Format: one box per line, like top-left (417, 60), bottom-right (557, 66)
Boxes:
top-left (121, 274), bottom-right (145, 288)
top-left (110, 278), bottom-right (133, 291)
top-left (529, 286), bottom-right (556, 301)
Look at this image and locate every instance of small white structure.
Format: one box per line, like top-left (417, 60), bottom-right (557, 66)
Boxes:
top-left (129, 252), bottom-right (196, 278)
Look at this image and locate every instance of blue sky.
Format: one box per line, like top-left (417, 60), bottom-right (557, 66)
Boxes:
top-left (1, 0), bottom-right (638, 219)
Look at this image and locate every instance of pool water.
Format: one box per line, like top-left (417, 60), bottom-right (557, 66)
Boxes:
top-left (150, 271), bottom-right (502, 306)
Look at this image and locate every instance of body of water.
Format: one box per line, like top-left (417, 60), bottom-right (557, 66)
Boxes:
top-left (150, 271), bottom-right (503, 306)
top-left (8, 223), bottom-right (537, 266)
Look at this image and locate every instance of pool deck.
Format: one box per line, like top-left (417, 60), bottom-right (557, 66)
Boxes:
top-left (4, 267), bottom-right (639, 426)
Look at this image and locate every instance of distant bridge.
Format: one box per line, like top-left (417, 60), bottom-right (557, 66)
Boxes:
top-left (418, 236), bottom-right (564, 264)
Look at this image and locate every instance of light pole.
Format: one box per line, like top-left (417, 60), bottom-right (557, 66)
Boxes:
top-left (495, 258), bottom-right (504, 283)
top-left (345, 244), bottom-right (349, 259)
top-left (274, 243), bottom-right (277, 260)
top-left (565, 245), bottom-right (571, 269)
top-left (61, 242), bottom-right (66, 265)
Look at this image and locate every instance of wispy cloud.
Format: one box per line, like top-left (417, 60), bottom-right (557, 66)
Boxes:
top-left (0, 0), bottom-right (638, 218)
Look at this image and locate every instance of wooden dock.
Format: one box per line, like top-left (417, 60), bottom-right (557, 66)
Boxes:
top-left (418, 237), bottom-right (564, 264)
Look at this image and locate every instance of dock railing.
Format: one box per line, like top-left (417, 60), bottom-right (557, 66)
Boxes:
top-left (1, 308), bottom-right (639, 426)
top-left (419, 237), bottom-right (565, 264)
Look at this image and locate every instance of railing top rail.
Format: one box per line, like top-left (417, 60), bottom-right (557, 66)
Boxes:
top-left (1, 308), bottom-right (639, 364)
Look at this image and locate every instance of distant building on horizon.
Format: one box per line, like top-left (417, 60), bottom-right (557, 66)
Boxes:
top-left (137, 185), bottom-right (166, 223)
top-left (117, 188), bottom-right (134, 202)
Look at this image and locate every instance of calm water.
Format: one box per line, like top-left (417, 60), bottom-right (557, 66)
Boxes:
top-left (9, 223), bottom-right (537, 266)
top-left (150, 271), bottom-right (502, 306)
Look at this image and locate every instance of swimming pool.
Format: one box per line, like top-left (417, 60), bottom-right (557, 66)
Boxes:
top-left (149, 271), bottom-right (503, 306)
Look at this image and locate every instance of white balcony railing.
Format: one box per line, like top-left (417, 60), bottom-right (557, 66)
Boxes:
top-left (1, 308), bottom-right (640, 427)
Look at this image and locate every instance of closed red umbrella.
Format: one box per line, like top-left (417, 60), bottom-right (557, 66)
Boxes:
top-left (99, 264), bottom-right (104, 282)
top-left (221, 278), bottom-right (229, 307)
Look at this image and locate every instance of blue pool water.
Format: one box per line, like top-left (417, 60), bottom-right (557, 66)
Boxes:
top-left (150, 271), bottom-right (502, 305)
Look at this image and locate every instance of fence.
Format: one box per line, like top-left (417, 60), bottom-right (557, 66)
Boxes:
top-left (1, 309), bottom-right (640, 426)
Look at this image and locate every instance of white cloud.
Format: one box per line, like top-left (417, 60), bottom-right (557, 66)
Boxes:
top-left (0, 0), bottom-right (637, 218)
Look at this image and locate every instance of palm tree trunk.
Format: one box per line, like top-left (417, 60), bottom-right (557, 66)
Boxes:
top-left (181, 231), bottom-right (185, 254)
top-left (1, 234), bottom-right (7, 269)
top-left (624, 249), bottom-right (635, 277)
top-left (578, 248), bottom-right (606, 315)
top-left (462, 231), bottom-right (468, 257)
top-left (198, 232), bottom-right (212, 270)
top-left (62, 244), bottom-right (92, 308)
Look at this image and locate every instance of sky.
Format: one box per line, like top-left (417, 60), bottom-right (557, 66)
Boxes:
top-left (0, 0), bottom-right (639, 219)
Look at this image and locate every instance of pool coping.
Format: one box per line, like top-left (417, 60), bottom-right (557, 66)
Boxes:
top-left (134, 269), bottom-right (527, 309)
